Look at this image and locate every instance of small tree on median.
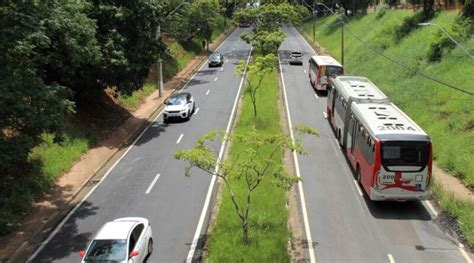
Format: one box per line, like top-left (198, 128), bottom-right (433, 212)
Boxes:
top-left (236, 54), bottom-right (276, 118)
top-left (174, 126), bottom-right (318, 245)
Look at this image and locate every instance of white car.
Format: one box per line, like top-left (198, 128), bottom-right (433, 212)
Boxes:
top-left (163, 92), bottom-right (195, 122)
top-left (80, 217), bottom-right (153, 263)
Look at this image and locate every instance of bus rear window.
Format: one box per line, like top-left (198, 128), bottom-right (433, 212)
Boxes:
top-left (325, 66), bottom-right (343, 77)
top-left (382, 141), bottom-right (429, 167)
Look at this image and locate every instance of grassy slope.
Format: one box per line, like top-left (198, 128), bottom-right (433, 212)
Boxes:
top-left (206, 65), bottom-right (289, 262)
top-left (303, 10), bottom-right (474, 246)
top-left (0, 17), bottom-right (229, 236)
top-left (304, 10), bottom-right (474, 186)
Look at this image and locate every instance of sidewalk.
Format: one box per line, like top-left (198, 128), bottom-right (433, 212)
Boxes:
top-left (0, 27), bottom-right (235, 263)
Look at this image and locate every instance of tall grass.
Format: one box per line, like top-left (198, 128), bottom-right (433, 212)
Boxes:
top-left (303, 11), bottom-right (474, 187)
top-left (206, 60), bottom-right (290, 262)
top-left (117, 82), bottom-right (157, 111)
top-left (302, 9), bottom-right (474, 247)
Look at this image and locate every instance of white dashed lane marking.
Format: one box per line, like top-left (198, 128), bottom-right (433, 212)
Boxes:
top-left (145, 174), bottom-right (161, 194)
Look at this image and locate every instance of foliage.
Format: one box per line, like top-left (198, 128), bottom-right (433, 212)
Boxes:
top-left (236, 54), bottom-right (277, 117)
top-left (85, 0), bottom-right (166, 95)
top-left (303, 10), bottom-right (474, 186)
top-left (393, 11), bottom-right (436, 42)
top-left (167, 1), bottom-right (220, 46)
top-left (427, 16), bottom-right (472, 61)
top-left (234, 3), bottom-right (308, 54)
top-left (464, 0), bottom-right (474, 17)
top-left (0, 1), bottom-right (83, 180)
top-left (375, 5), bottom-right (390, 20)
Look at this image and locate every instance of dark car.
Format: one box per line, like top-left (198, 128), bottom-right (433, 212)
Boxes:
top-left (208, 52), bottom-right (224, 67)
top-left (289, 51), bottom-right (303, 65)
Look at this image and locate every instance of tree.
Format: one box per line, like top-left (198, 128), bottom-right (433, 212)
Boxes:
top-left (463, 0), bottom-right (474, 17)
top-left (0, 1), bottom-right (91, 177)
top-left (236, 54), bottom-right (276, 117)
top-left (85, 0), bottom-right (167, 95)
top-left (234, 3), bottom-right (308, 54)
top-left (166, 1), bottom-right (220, 47)
top-left (175, 127), bottom-right (318, 244)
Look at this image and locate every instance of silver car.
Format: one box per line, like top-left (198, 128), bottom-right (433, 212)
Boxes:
top-left (289, 51), bottom-right (303, 65)
top-left (80, 217), bottom-right (153, 263)
top-left (163, 92), bottom-right (195, 122)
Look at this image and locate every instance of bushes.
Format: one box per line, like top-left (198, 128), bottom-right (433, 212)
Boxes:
top-left (394, 11), bottom-right (436, 41)
top-left (465, 0), bottom-right (474, 17)
top-left (427, 16), bottom-right (472, 61)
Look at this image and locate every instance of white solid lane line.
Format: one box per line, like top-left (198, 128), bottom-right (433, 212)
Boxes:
top-left (458, 243), bottom-right (473, 263)
top-left (176, 134), bottom-right (184, 144)
top-left (214, 77), bottom-right (218, 82)
top-left (388, 254), bottom-right (395, 263)
top-left (194, 108), bottom-right (200, 115)
top-left (186, 47), bottom-right (253, 263)
top-left (353, 180), bottom-right (364, 196)
top-left (206, 90), bottom-right (210, 95)
top-left (423, 200), bottom-right (438, 217)
top-left (145, 174), bottom-right (161, 194)
top-left (323, 112), bottom-right (328, 119)
top-left (278, 54), bottom-right (316, 263)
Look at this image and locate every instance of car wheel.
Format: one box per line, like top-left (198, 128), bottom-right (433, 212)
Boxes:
top-left (192, 102), bottom-right (196, 114)
top-left (356, 166), bottom-right (361, 183)
top-left (147, 238), bottom-right (153, 256)
top-left (186, 110), bottom-right (191, 121)
top-left (163, 117), bottom-right (168, 123)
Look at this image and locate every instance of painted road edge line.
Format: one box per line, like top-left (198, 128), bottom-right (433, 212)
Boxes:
top-left (388, 253), bottom-right (395, 263)
top-left (458, 243), bottom-right (473, 263)
top-left (176, 134), bottom-right (184, 144)
top-left (28, 27), bottom-right (241, 263)
top-left (185, 46), bottom-right (253, 263)
top-left (423, 200), bottom-right (438, 217)
top-left (145, 174), bottom-right (161, 194)
top-left (278, 54), bottom-right (316, 263)
top-left (353, 180), bottom-right (364, 196)
top-left (27, 109), bottom-right (164, 262)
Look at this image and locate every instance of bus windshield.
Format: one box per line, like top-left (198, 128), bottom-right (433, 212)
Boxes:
top-left (381, 141), bottom-right (429, 167)
top-left (325, 66), bottom-right (343, 77)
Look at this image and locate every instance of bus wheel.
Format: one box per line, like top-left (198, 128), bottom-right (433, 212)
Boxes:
top-left (356, 166), bottom-right (361, 183)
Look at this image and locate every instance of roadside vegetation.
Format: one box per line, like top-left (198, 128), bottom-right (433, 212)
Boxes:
top-left (0, 1), bottom-right (228, 236)
top-left (302, 9), bottom-right (473, 246)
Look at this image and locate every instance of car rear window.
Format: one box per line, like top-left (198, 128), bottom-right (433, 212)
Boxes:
top-left (291, 52), bottom-right (302, 57)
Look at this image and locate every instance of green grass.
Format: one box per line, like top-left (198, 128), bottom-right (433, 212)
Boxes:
top-left (302, 9), bottom-right (474, 248)
top-left (0, 129), bottom-right (95, 235)
top-left (117, 82), bottom-right (157, 111)
top-left (433, 182), bottom-right (474, 246)
top-left (206, 59), bottom-right (290, 262)
top-left (303, 10), bottom-right (474, 187)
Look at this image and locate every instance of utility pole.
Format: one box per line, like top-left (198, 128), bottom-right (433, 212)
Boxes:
top-left (156, 25), bottom-right (163, 98)
top-left (312, 3), bottom-right (316, 42)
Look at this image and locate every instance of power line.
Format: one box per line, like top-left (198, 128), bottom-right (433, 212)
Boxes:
top-left (297, 0), bottom-right (474, 96)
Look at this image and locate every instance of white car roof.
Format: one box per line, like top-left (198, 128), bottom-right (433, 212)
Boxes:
top-left (95, 217), bottom-right (148, 240)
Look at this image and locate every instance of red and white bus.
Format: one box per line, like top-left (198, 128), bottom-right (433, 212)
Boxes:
top-left (345, 102), bottom-right (432, 201)
top-left (308, 55), bottom-right (343, 91)
top-left (327, 76), bottom-right (389, 148)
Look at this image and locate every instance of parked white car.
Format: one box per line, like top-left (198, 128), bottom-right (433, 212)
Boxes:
top-left (163, 92), bottom-right (195, 122)
top-left (80, 217), bottom-right (153, 263)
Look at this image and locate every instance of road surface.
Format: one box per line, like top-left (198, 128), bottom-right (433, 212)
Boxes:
top-left (30, 28), bottom-right (252, 263)
top-left (279, 25), bottom-right (470, 263)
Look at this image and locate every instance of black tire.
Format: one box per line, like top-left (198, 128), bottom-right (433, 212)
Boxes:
top-left (163, 117), bottom-right (168, 123)
top-left (192, 102), bottom-right (196, 114)
top-left (147, 238), bottom-right (153, 256)
top-left (356, 166), bottom-right (361, 183)
top-left (186, 110), bottom-right (191, 121)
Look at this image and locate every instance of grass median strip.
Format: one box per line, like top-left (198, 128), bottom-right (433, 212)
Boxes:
top-left (205, 56), bottom-right (290, 262)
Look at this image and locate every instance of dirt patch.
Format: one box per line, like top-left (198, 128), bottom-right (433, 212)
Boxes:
top-left (0, 27), bottom-right (236, 263)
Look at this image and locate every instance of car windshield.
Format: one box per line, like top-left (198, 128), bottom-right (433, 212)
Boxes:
top-left (325, 66), bottom-right (343, 77)
top-left (382, 141), bottom-right (429, 167)
top-left (167, 96), bottom-right (187, 106)
top-left (210, 54), bottom-right (220, 60)
top-left (84, 239), bottom-right (127, 261)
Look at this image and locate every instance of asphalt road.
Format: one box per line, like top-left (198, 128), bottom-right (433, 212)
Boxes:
top-left (30, 28), bottom-right (252, 263)
top-left (279, 25), bottom-right (470, 263)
